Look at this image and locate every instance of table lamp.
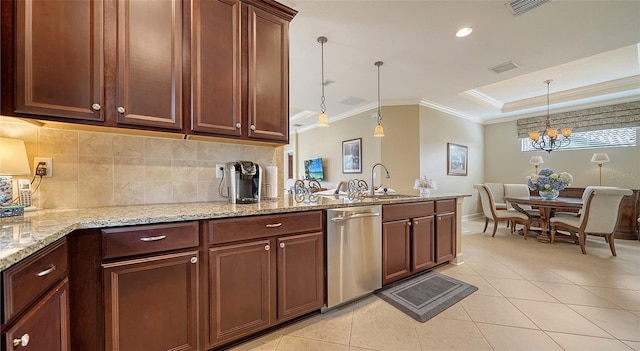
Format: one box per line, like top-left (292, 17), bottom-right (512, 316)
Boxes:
top-left (0, 137), bottom-right (31, 206)
top-left (590, 153), bottom-right (610, 186)
top-left (529, 156), bottom-right (544, 174)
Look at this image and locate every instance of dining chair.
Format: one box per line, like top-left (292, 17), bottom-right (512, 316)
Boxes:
top-left (504, 183), bottom-right (542, 230)
top-left (485, 183), bottom-right (507, 210)
top-left (550, 187), bottom-right (632, 256)
top-left (474, 184), bottom-right (531, 238)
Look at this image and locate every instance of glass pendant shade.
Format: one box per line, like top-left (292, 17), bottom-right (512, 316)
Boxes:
top-left (373, 124), bottom-right (384, 137)
top-left (317, 113), bottom-right (329, 127)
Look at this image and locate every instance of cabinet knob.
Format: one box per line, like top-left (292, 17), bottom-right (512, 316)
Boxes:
top-left (415, 221), bottom-right (419, 224)
top-left (438, 217), bottom-right (442, 221)
top-left (13, 334), bottom-right (29, 347)
top-left (279, 242), bottom-right (285, 249)
top-left (190, 257), bottom-right (198, 264)
top-left (265, 245), bottom-right (270, 251)
top-left (117, 106), bottom-right (126, 114)
top-left (408, 222), bottom-right (412, 227)
top-left (92, 103), bottom-right (101, 111)
top-left (235, 123), bottom-right (241, 129)
top-left (250, 125), bottom-right (256, 131)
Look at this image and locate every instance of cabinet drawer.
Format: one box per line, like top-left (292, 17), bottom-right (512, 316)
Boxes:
top-left (209, 211), bottom-right (323, 244)
top-left (3, 239), bottom-right (67, 322)
top-left (435, 199), bottom-right (456, 213)
top-left (102, 221), bottom-right (199, 259)
top-left (383, 202), bottom-right (434, 222)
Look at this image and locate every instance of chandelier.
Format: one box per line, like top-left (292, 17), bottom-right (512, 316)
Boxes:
top-left (528, 80), bottom-right (572, 153)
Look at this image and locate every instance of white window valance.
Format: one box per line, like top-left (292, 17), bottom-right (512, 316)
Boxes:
top-left (516, 101), bottom-right (640, 138)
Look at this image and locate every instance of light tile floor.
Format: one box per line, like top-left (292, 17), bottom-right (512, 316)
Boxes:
top-left (231, 219), bottom-right (640, 351)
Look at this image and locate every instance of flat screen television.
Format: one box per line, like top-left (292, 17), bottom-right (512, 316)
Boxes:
top-left (304, 157), bottom-right (324, 181)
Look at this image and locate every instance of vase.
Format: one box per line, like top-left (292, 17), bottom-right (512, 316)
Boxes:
top-left (420, 188), bottom-right (430, 197)
top-left (539, 189), bottom-right (559, 200)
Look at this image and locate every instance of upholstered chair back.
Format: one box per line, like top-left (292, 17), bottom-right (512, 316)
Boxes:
top-left (504, 184), bottom-right (531, 210)
top-left (581, 187), bottom-right (632, 233)
top-left (474, 184), bottom-right (495, 219)
top-left (485, 183), bottom-right (505, 204)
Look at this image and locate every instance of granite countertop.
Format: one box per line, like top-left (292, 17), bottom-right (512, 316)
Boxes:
top-left (0, 192), bottom-right (470, 271)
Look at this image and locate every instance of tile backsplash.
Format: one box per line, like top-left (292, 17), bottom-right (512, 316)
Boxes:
top-left (0, 117), bottom-right (282, 209)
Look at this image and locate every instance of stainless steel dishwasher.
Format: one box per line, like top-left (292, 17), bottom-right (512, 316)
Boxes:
top-left (324, 205), bottom-right (382, 311)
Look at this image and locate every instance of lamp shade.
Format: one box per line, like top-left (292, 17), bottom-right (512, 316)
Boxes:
top-left (0, 137), bottom-right (31, 175)
top-left (529, 156), bottom-right (544, 165)
top-left (591, 153), bottom-right (610, 164)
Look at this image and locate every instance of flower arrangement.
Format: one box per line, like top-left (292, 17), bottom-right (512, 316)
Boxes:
top-left (527, 168), bottom-right (573, 198)
top-left (414, 176), bottom-right (437, 189)
top-left (414, 176), bottom-right (437, 197)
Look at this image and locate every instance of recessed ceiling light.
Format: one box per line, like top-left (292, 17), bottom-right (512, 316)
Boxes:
top-left (456, 27), bottom-right (473, 38)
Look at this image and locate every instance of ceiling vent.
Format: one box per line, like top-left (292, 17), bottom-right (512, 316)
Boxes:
top-left (489, 60), bottom-right (520, 74)
top-left (506, 0), bottom-right (550, 16)
top-left (340, 96), bottom-right (366, 106)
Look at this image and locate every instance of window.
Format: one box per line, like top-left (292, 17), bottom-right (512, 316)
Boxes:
top-left (521, 127), bottom-right (637, 152)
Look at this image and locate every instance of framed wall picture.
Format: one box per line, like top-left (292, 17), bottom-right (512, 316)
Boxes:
top-left (447, 143), bottom-right (468, 176)
top-left (342, 138), bottom-right (362, 174)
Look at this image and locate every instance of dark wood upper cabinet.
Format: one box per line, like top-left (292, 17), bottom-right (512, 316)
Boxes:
top-left (9, 0), bottom-right (104, 121)
top-left (246, 5), bottom-right (289, 142)
top-left (115, 0), bottom-right (183, 129)
top-left (2, 0), bottom-right (296, 142)
top-left (190, 0), bottom-right (242, 136)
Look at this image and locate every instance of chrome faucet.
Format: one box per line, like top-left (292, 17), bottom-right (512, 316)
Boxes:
top-left (371, 163), bottom-right (391, 195)
top-left (334, 181), bottom-right (348, 194)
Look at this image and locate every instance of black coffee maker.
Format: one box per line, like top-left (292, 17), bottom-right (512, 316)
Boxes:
top-left (225, 161), bottom-right (262, 204)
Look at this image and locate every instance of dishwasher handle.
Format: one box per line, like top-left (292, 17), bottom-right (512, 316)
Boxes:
top-left (330, 212), bottom-right (381, 222)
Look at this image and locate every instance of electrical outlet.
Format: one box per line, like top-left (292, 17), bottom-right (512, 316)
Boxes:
top-left (216, 164), bottom-right (225, 179)
top-left (34, 157), bottom-right (53, 177)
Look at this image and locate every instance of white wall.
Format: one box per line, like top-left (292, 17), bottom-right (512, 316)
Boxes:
top-left (419, 106), bottom-right (484, 217)
top-left (485, 121), bottom-right (640, 189)
top-left (295, 109), bottom-right (382, 187)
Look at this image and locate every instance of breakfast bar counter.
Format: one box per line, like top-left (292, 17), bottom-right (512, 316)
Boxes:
top-left (0, 193), bottom-right (470, 271)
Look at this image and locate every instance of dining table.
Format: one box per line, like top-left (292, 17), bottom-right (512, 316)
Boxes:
top-left (503, 195), bottom-right (584, 243)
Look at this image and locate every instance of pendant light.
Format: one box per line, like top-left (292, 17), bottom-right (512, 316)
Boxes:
top-left (527, 80), bottom-right (572, 153)
top-left (317, 36), bottom-right (329, 127)
top-left (373, 61), bottom-right (384, 137)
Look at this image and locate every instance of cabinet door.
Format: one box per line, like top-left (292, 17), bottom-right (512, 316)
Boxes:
top-left (246, 5), bottom-right (289, 142)
top-left (116, 0), bottom-right (183, 129)
top-left (412, 215), bottom-right (435, 273)
top-left (277, 232), bottom-right (324, 322)
top-left (190, 0), bottom-right (242, 136)
top-left (103, 251), bottom-right (199, 351)
top-left (436, 212), bottom-right (456, 263)
top-left (4, 279), bottom-right (70, 351)
top-left (209, 240), bottom-right (273, 347)
top-left (382, 220), bottom-right (411, 285)
top-left (13, 0), bottom-right (103, 121)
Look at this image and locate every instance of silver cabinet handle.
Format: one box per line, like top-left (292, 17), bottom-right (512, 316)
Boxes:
top-left (250, 125), bottom-right (256, 130)
top-left (266, 223), bottom-right (282, 228)
top-left (190, 257), bottom-right (198, 264)
top-left (235, 123), bottom-right (241, 129)
top-left (13, 334), bottom-right (29, 347)
top-left (36, 265), bottom-right (56, 277)
top-left (265, 245), bottom-right (270, 251)
top-left (139, 235), bottom-right (166, 242)
top-left (117, 106), bottom-right (125, 114)
top-left (279, 242), bottom-right (285, 249)
top-left (92, 103), bottom-right (101, 111)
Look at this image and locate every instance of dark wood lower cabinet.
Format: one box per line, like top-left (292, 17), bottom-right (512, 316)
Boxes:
top-left (382, 201), bottom-right (455, 285)
top-left (412, 216), bottom-right (436, 272)
top-left (436, 212), bottom-right (456, 263)
top-left (4, 278), bottom-right (70, 351)
top-left (277, 232), bottom-right (324, 323)
top-left (382, 219), bottom-right (411, 285)
top-left (208, 240), bottom-right (273, 347)
top-left (102, 250), bottom-right (200, 351)
top-left (208, 231), bottom-right (324, 349)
